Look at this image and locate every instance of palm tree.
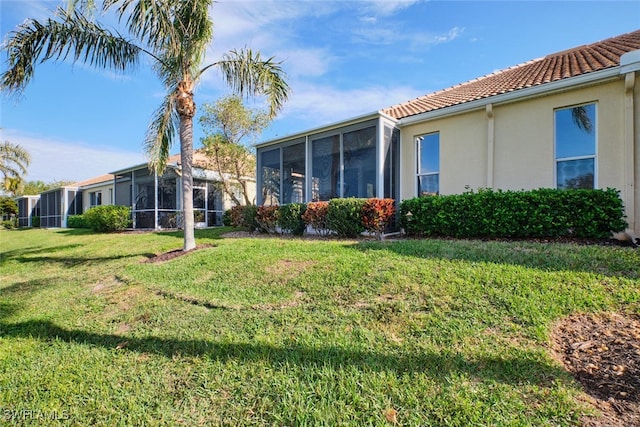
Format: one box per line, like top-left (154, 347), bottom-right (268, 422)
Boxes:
top-left (1, 0), bottom-right (289, 250)
top-left (1, 141), bottom-right (31, 194)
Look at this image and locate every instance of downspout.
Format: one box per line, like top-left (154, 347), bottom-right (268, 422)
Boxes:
top-left (486, 103), bottom-right (495, 188)
top-left (624, 71), bottom-right (636, 233)
top-left (620, 50), bottom-right (640, 234)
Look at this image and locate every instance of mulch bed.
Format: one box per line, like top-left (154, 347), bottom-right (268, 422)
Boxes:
top-left (551, 313), bottom-right (640, 426)
top-left (142, 244), bottom-right (216, 263)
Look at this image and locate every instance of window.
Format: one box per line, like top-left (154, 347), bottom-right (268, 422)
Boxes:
top-left (343, 126), bottom-right (377, 198)
top-left (416, 132), bottom-right (440, 196)
top-left (90, 191), bottom-right (102, 207)
top-left (555, 103), bottom-right (596, 189)
top-left (310, 125), bottom-right (377, 201)
top-left (311, 134), bottom-right (340, 201)
top-left (260, 148), bottom-right (281, 206)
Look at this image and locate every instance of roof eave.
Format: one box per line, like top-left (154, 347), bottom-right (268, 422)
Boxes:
top-left (396, 67), bottom-right (622, 127)
top-left (256, 110), bottom-right (386, 149)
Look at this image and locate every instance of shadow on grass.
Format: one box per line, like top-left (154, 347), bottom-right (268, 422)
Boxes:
top-left (0, 244), bottom-right (83, 264)
top-left (0, 319), bottom-right (566, 386)
top-left (351, 239), bottom-right (640, 279)
top-left (9, 253), bottom-right (156, 267)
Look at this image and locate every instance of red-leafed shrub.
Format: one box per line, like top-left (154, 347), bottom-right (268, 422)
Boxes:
top-left (302, 201), bottom-right (330, 236)
top-left (362, 198), bottom-right (396, 239)
top-left (256, 205), bottom-right (279, 234)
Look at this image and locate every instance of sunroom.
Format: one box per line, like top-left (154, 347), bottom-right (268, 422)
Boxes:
top-left (256, 112), bottom-right (400, 205)
top-left (111, 159), bottom-right (225, 230)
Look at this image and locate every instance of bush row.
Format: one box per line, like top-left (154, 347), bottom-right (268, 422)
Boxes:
top-left (224, 198), bottom-right (397, 238)
top-left (77, 205), bottom-right (132, 232)
top-left (400, 188), bottom-right (627, 239)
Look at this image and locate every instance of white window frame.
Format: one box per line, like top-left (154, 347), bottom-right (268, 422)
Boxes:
top-left (554, 102), bottom-right (597, 189)
top-left (416, 132), bottom-right (440, 196)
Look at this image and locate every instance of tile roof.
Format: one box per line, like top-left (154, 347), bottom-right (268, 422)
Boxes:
top-left (167, 150), bottom-right (210, 169)
top-left (72, 173), bottom-right (114, 187)
top-left (382, 30), bottom-right (640, 120)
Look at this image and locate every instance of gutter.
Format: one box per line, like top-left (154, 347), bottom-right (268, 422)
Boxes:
top-left (256, 110), bottom-right (383, 149)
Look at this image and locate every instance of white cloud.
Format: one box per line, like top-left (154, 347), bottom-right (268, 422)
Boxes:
top-left (1, 129), bottom-right (146, 183)
top-left (278, 81), bottom-right (423, 125)
top-left (359, 0), bottom-right (422, 17)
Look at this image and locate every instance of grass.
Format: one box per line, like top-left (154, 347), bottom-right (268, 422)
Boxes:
top-left (1, 227), bottom-right (639, 426)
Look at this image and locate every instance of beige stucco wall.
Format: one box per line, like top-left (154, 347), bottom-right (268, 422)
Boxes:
top-left (81, 182), bottom-right (115, 212)
top-left (400, 75), bottom-right (639, 233)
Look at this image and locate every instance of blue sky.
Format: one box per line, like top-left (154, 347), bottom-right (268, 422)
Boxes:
top-left (1, 0), bottom-right (639, 183)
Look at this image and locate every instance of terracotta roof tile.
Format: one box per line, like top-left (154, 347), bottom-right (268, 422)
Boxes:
top-left (383, 30), bottom-right (640, 120)
top-left (73, 173), bottom-right (114, 187)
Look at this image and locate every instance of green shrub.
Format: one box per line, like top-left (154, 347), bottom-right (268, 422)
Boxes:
top-left (1, 219), bottom-right (17, 229)
top-left (67, 215), bottom-right (88, 228)
top-left (83, 205), bottom-right (132, 232)
top-left (302, 202), bottom-right (330, 236)
top-left (32, 216), bottom-right (40, 228)
top-left (400, 188), bottom-right (627, 239)
top-left (361, 198), bottom-right (396, 239)
top-left (255, 205), bottom-right (279, 234)
top-left (277, 203), bottom-right (307, 235)
top-left (226, 205), bottom-right (259, 230)
top-left (326, 198), bottom-right (367, 238)
top-left (242, 205), bottom-right (259, 231)
top-left (222, 209), bottom-right (232, 226)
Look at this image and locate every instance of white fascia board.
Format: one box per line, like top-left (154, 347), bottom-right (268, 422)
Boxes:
top-left (110, 162), bottom-right (179, 175)
top-left (397, 67), bottom-right (622, 127)
top-left (620, 50), bottom-right (640, 74)
top-left (256, 111), bottom-right (382, 149)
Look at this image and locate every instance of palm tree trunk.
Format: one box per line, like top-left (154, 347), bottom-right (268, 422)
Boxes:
top-left (176, 80), bottom-right (197, 251)
top-left (179, 114), bottom-right (196, 251)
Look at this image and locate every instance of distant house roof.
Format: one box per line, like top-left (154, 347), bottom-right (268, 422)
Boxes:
top-left (73, 174), bottom-right (114, 188)
top-left (382, 30), bottom-right (640, 120)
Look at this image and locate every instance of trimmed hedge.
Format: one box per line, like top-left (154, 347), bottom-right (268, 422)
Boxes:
top-left (400, 188), bottom-right (627, 239)
top-left (67, 215), bottom-right (88, 228)
top-left (326, 198), bottom-right (367, 238)
top-left (32, 216), bottom-right (40, 228)
top-left (225, 205), bottom-right (259, 230)
top-left (277, 203), bottom-right (307, 236)
top-left (255, 205), bottom-right (279, 234)
top-left (362, 198), bottom-right (396, 239)
top-left (302, 201), bottom-right (330, 236)
top-left (83, 205), bottom-right (132, 232)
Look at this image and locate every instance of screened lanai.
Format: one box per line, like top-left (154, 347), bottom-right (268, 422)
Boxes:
top-left (112, 162), bottom-right (225, 230)
top-left (256, 113), bottom-right (400, 205)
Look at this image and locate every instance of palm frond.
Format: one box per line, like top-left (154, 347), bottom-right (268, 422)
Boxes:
top-left (212, 48), bottom-right (290, 119)
top-left (1, 7), bottom-right (141, 95)
top-left (145, 92), bottom-right (179, 173)
top-left (0, 141), bottom-right (31, 178)
top-left (571, 106), bottom-right (593, 133)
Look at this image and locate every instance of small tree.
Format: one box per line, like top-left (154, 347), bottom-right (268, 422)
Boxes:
top-left (0, 196), bottom-right (18, 219)
top-left (1, 141), bottom-right (31, 194)
top-left (199, 95), bottom-right (269, 206)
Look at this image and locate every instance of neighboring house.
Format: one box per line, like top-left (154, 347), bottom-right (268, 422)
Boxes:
top-left (256, 30), bottom-right (640, 235)
top-left (79, 174), bottom-right (115, 211)
top-left (16, 195), bottom-right (40, 227)
top-left (17, 150), bottom-right (255, 229)
top-left (38, 184), bottom-right (83, 228)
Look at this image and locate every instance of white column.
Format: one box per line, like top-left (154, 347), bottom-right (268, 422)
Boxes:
top-left (624, 72), bottom-right (636, 232)
top-left (486, 103), bottom-right (495, 188)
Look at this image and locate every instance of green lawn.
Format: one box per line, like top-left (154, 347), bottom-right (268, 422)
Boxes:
top-left (1, 228), bottom-right (639, 426)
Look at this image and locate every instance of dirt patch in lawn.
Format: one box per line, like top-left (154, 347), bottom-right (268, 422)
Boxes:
top-left (142, 244), bottom-right (216, 263)
top-left (551, 312), bottom-right (640, 426)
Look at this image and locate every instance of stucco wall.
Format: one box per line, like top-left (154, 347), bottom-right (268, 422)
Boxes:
top-left (399, 76), bottom-right (638, 233)
top-left (81, 182), bottom-right (115, 212)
